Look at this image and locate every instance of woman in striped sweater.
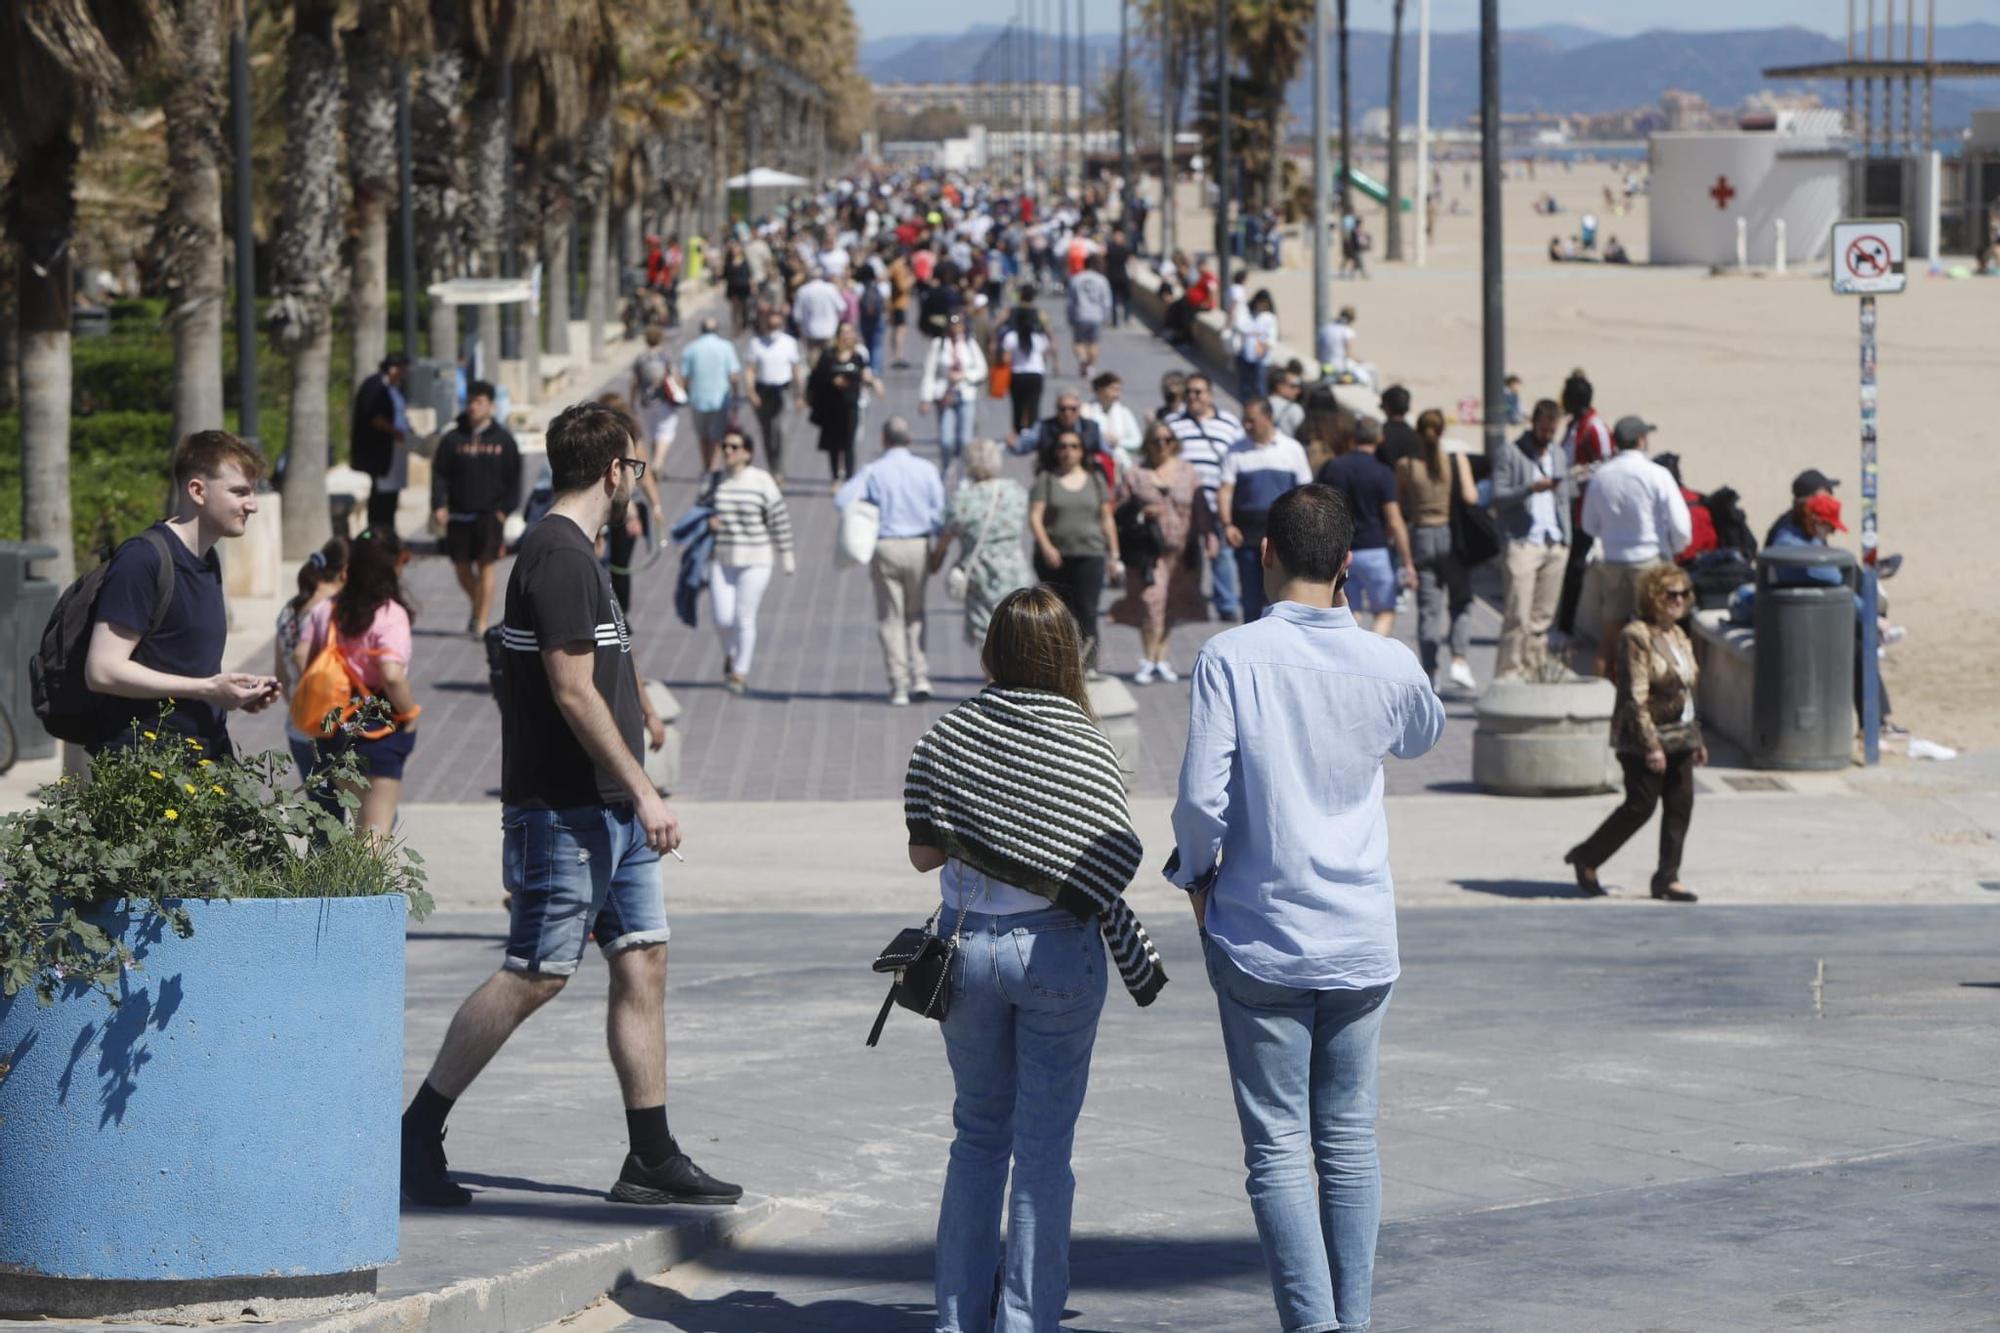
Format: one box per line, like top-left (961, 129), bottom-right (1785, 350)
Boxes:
top-left (905, 585), bottom-right (1165, 1331)
top-left (703, 427), bottom-right (795, 694)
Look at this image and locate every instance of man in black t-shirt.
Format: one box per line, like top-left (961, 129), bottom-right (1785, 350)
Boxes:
top-left (429, 380), bottom-right (521, 636)
top-left (400, 401), bottom-right (736, 1211)
top-left (85, 431), bottom-right (281, 755)
top-left (1316, 418), bottom-right (1417, 637)
top-left (350, 354), bottom-right (409, 531)
top-left (1376, 384), bottom-right (1419, 472)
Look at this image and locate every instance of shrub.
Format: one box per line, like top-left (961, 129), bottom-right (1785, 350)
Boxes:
top-left (0, 705), bottom-right (431, 1006)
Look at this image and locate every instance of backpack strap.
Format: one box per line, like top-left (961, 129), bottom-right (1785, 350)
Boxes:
top-left (139, 528), bottom-right (177, 637)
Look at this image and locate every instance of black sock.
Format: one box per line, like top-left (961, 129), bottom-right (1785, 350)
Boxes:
top-left (404, 1081), bottom-right (455, 1140)
top-left (626, 1106), bottom-right (674, 1166)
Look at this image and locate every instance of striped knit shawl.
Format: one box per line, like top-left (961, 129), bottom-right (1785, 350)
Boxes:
top-left (905, 687), bottom-right (1166, 1007)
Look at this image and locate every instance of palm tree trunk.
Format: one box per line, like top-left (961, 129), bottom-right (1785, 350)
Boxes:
top-left (1337, 0), bottom-right (1352, 216)
top-left (14, 137), bottom-right (80, 582)
top-left (467, 72), bottom-right (507, 376)
top-left (580, 115), bottom-right (611, 363)
top-left (411, 32), bottom-right (466, 363)
top-left (1385, 0), bottom-right (1406, 261)
top-left (272, 0), bottom-right (344, 559)
top-left (0, 248), bottom-right (19, 415)
top-left (161, 0), bottom-right (228, 446)
top-left (347, 8), bottom-right (400, 389)
top-left (543, 213), bottom-right (571, 357)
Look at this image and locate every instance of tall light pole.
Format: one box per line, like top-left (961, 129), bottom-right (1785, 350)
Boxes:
top-left (1119, 0), bottom-right (1131, 205)
top-left (1058, 0), bottom-right (1069, 193)
top-left (1479, 0), bottom-right (1504, 459)
top-left (1415, 0), bottom-right (1430, 268)
top-left (1076, 0), bottom-right (1087, 191)
top-left (1312, 0), bottom-right (1330, 340)
top-left (1160, 2), bottom-right (1175, 260)
top-left (1215, 0), bottom-right (1231, 273)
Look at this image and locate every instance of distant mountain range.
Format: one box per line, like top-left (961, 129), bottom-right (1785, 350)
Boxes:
top-left (862, 22), bottom-right (2000, 133)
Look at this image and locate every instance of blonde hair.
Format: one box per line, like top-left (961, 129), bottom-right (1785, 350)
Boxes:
top-left (1636, 562), bottom-right (1693, 626)
top-left (965, 438), bottom-right (1005, 482)
top-left (981, 586), bottom-right (1095, 719)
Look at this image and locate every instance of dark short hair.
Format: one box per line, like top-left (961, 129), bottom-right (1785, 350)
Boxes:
top-left (1266, 484), bottom-right (1353, 584)
top-left (1243, 396), bottom-right (1273, 420)
top-left (467, 379), bottom-right (496, 403)
top-left (1379, 385), bottom-right (1411, 417)
top-left (547, 400), bottom-right (635, 494)
top-left (1532, 397), bottom-right (1561, 420)
top-left (1561, 372), bottom-right (1593, 414)
top-left (172, 429), bottom-right (266, 494)
top-left (1090, 370), bottom-right (1121, 391)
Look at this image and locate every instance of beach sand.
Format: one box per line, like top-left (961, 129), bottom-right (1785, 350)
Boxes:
top-left (1145, 156), bottom-right (1999, 750)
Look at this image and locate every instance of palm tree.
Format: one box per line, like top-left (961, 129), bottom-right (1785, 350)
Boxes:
top-left (0, 1), bottom-right (167, 581)
top-left (270, 0), bottom-right (345, 559)
top-left (346, 0), bottom-right (428, 388)
top-left (1336, 0), bottom-right (1350, 216)
top-left (1232, 0), bottom-right (1313, 211)
top-left (516, 0), bottom-right (614, 363)
top-left (158, 0), bottom-right (229, 445)
top-left (411, 0), bottom-right (466, 364)
top-left (1385, 0), bottom-right (1405, 261)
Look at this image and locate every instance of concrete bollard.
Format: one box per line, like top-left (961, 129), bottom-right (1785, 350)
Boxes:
top-left (1471, 677), bottom-right (1618, 796)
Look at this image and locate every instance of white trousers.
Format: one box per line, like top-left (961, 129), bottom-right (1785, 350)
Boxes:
top-left (710, 562), bottom-right (773, 674)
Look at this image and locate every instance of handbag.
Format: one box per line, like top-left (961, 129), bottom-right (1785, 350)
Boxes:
top-left (866, 883), bottom-right (985, 1047)
top-left (836, 497), bottom-right (880, 568)
top-left (988, 360), bottom-right (1012, 399)
top-left (946, 485), bottom-right (1004, 602)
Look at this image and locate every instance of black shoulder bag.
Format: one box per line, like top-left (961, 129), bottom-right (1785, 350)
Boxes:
top-left (866, 883), bottom-right (985, 1047)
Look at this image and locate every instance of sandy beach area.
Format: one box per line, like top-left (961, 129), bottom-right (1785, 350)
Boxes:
top-left (1145, 156), bottom-right (1999, 751)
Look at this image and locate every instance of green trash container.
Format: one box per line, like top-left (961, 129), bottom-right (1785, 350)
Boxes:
top-left (0, 542), bottom-right (62, 762)
top-left (1751, 546), bottom-right (1856, 771)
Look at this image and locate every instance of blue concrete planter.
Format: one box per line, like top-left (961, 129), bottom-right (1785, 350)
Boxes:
top-left (0, 895), bottom-right (404, 1285)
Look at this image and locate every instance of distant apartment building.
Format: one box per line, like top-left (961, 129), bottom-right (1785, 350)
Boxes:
top-left (871, 80), bottom-right (1081, 123)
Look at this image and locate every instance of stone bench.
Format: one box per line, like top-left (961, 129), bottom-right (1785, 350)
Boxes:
top-left (1689, 608), bottom-right (1755, 754)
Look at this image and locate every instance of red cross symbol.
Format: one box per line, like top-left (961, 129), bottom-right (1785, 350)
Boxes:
top-left (1708, 175), bottom-right (1736, 210)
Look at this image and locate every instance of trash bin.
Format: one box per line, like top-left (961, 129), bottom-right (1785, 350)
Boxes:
top-left (1751, 546), bottom-right (1856, 770)
top-left (410, 358), bottom-right (459, 430)
top-left (0, 542), bottom-right (62, 762)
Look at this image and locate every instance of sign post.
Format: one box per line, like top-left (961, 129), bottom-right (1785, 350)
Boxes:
top-left (1829, 218), bottom-right (1906, 765)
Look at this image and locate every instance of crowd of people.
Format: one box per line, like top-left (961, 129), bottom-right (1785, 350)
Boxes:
top-left (58, 164), bottom-right (1902, 1333)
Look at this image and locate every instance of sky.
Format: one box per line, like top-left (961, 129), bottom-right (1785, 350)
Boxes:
top-left (850, 0), bottom-right (1993, 44)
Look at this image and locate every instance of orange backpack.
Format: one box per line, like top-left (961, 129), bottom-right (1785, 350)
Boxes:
top-left (290, 624), bottom-right (388, 739)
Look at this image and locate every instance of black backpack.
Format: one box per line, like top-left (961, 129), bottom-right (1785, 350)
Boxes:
top-left (31, 529), bottom-right (176, 745)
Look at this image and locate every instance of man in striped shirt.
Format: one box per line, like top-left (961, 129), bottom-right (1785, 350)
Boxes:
top-left (1167, 373), bottom-right (1245, 621)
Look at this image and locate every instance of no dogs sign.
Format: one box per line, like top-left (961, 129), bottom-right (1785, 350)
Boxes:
top-left (1830, 219), bottom-right (1906, 296)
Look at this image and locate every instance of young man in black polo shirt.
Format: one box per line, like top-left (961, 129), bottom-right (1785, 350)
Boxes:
top-left (400, 401), bottom-right (736, 1210)
top-left (84, 430), bottom-right (281, 755)
top-left (429, 379), bottom-right (521, 636)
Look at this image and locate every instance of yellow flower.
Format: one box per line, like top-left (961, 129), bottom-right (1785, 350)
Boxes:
top-left (143, 731), bottom-right (157, 740)
top-left (211, 784), bottom-right (226, 795)
top-left (164, 809), bottom-right (179, 821)
top-left (184, 783), bottom-right (197, 795)
top-left (149, 771), bottom-right (164, 780)
top-left (187, 739), bottom-right (203, 751)
top-left (199, 759), bottom-right (213, 768)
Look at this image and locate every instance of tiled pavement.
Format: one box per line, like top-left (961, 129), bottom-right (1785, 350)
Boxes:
top-left (233, 302), bottom-right (1493, 803)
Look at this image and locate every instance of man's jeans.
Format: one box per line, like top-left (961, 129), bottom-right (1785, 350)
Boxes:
top-left (936, 907), bottom-right (1107, 1332)
top-left (1206, 935), bottom-right (1391, 1333)
top-left (1207, 532), bottom-right (1243, 620)
top-left (938, 396), bottom-right (978, 478)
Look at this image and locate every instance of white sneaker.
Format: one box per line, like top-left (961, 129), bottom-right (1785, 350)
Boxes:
top-left (1154, 660), bottom-right (1180, 684)
top-left (888, 690), bottom-right (910, 707)
top-left (1132, 661), bottom-right (1158, 685)
top-left (1448, 659), bottom-right (1479, 692)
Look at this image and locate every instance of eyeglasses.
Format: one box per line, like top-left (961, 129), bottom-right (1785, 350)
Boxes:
top-left (1663, 588), bottom-right (1692, 602)
top-left (616, 457), bottom-right (648, 480)
top-left (722, 440), bottom-right (750, 452)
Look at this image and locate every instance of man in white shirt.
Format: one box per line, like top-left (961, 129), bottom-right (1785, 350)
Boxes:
top-left (1317, 305), bottom-right (1374, 388)
top-left (1579, 415), bottom-right (1692, 673)
top-left (1217, 398), bottom-right (1313, 622)
top-left (1081, 371), bottom-right (1144, 473)
top-left (790, 269), bottom-right (845, 366)
top-left (1168, 373), bottom-right (1247, 620)
top-left (743, 308), bottom-right (805, 483)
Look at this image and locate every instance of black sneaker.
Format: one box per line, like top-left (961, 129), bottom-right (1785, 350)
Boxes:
top-left (401, 1122), bottom-right (472, 1207)
top-left (607, 1147), bottom-right (743, 1206)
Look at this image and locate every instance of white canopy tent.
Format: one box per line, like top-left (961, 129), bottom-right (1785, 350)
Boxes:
top-left (726, 167), bottom-right (809, 189)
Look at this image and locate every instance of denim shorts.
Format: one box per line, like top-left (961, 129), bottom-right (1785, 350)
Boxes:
top-left (1347, 547), bottom-right (1399, 614)
top-left (502, 804), bottom-right (669, 976)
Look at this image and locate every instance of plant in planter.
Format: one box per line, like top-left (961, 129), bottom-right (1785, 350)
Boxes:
top-left (0, 705), bottom-right (432, 1318)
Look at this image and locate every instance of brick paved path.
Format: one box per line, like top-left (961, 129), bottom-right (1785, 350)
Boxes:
top-left (234, 302), bottom-right (1494, 802)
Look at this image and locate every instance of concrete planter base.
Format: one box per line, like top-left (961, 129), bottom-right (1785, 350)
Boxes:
top-left (1472, 678), bottom-right (1619, 796)
top-left (0, 896), bottom-right (405, 1318)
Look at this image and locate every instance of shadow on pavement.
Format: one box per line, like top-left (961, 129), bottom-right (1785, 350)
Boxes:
top-left (1454, 877), bottom-right (1597, 900)
top-left (449, 1171), bottom-right (606, 1199)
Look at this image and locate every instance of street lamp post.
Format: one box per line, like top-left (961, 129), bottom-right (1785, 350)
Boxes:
top-left (1312, 0), bottom-right (1329, 342)
top-left (1415, 0), bottom-right (1430, 268)
top-left (1479, 0), bottom-right (1504, 459)
top-left (1215, 0), bottom-right (1230, 274)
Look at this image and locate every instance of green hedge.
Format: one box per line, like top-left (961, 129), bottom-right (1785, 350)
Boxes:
top-left (0, 412), bottom-right (174, 562)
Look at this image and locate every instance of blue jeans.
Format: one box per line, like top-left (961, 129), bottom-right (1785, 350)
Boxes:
top-left (1208, 533), bottom-right (1242, 620)
top-left (501, 804), bottom-right (670, 976)
top-left (1234, 542), bottom-right (1269, 623)
top-left (1205, 935), bottom-right (1392, 1333)
top-left (1236, 354), bottom-right (1269, 405)
top-left (938, 396), bottom-right (978, 477)
top-left (935, 906), bottom-right (1108, 1333)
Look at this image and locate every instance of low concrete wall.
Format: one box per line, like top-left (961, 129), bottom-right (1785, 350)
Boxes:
top-left (1472, 677), bottom-right (1618, 796)
top-left (1690, 609), bottom-right (1755, 754)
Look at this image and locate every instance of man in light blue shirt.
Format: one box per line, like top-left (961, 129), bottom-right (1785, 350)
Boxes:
top-left (1167, 482), bottom-right (1444, 1333)
top-left (677, 317), bottom-right (745, 472)
top-left (835, 417), bottom-right (946, 705)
